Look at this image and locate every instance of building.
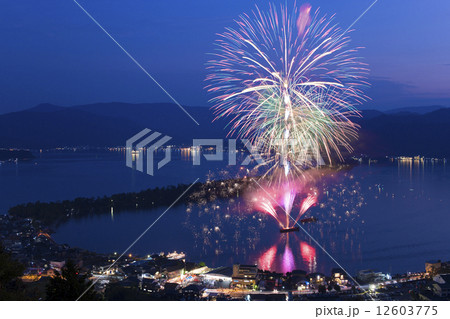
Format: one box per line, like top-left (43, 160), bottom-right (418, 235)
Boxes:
top-left (307, 272), bottom-right (326, 288)
top-left (331, 268), bottom-right (349, 286)
top-left (426, 260), bottom-right (450, 276)
top-left (258, 270), bottom-right (284, 291)
top-left (432, 274), bottom-right (450, 298)
top-left (232, 264), bottom-right (258, 289)
top-left (93, 264), bottom-right (121, 276)
top-left (202, 266), bottom-right (233, 288)
top-left (357, 269), bottom-right (390, 283)
top-left (166, 251), bottom-right (186, 260)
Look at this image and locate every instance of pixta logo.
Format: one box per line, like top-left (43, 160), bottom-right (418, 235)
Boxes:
top-left (126, 129), bottom-right (172, 176)
top-left (126, 129), bottom-right (325, 176)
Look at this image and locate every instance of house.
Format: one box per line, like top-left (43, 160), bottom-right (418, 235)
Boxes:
top-left (94, 264), bottom-right (120, 276)
top-left (307, 272), bottom-right (326, 288)
top-left (331, 268), bottom-right (349, 285)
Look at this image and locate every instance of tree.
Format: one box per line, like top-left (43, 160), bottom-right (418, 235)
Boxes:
top-left (318, 285), bottom-right (327, 294)
top-left (46, 260), bottom-right (99, 300)
top-left (0, 245), bottom-right (25, 300)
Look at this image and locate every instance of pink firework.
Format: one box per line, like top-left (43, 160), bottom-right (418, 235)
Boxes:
top-left (250, 179), bottom-right (318, 228)
top-left (256, 197), bottom-right (283, 227)
top-left (295, 194), bottom-right (317, 223)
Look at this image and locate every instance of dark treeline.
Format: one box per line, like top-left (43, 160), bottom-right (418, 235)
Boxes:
top-left (8, 178), bottom-right (251, 226)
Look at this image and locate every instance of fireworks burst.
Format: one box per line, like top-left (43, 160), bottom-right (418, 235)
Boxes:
top-left (295, 194), bottom-right (317, 224)
top-left (206, 3), bottom-right (369, 177)
top-left (249, 178), bottom-right (318, 229)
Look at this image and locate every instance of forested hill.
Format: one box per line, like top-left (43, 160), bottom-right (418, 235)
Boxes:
top-left (1, 102), bottom-right (449, 157)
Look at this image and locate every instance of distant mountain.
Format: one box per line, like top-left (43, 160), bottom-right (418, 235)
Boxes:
top-left (385, 105), bottom-right (448, 115)
top-left (1, 102), bottom-right (450, 157)
top-left (27, 103), bottom-right (66, 113)
top-left (0, 106), bottom-right (140, 148)
top-left (72, 102), bottom-right (226, 139)
top-left (0, 103), bottom-right (227, 148)
top-left (358, 109), bottom-right (384, 120)
top-left (353, 108), bottom-right (450, 157)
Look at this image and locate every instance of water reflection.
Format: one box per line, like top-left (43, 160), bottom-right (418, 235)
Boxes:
top-left (258, 244), bottom-right (276, 271)
top-left (281, 240), bottom-right (295, 274)
top-left (52, 159), bottom-right (450, 275)
top-left (256, 235), bottom-right (317, 274)
top-left (183, 167), bottom-right (366, 274)
top-left (300, 241), bottom-right (317, 273)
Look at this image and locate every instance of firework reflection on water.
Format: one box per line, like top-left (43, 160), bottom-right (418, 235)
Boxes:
top-left (184, 168), bottom-right (366, 273)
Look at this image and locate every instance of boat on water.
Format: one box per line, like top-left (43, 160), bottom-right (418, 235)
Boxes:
top-left (279, 226), bottom-right (300, 233)
top-left (300, 217), bottom-right (317, 224)
top-left (279, 217), bottom-right (318, 233)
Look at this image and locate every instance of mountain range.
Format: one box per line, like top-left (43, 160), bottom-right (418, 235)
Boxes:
top-left (0, 103), bottom-right (449, 157)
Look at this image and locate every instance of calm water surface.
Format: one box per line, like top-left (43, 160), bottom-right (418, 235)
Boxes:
top-left (1, 151), bottom-right (449, 275)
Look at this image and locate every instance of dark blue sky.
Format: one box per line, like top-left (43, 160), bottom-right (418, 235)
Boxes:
top-left (1, 0), bottom-right (449, 114)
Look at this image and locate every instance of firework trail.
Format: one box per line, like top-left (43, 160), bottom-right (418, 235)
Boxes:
top-left (206, 3), bottom-right (368, 177)
top-left (296, 4), bottom-right (312, 36)
top-left (250, 179), bottom-right (317, 228)
top-left (256, 197), bottom-right (283, 227)
top-left (295, 194), bottom-right (317, 223)
top-left (282, 187), bottom-right (296, 226)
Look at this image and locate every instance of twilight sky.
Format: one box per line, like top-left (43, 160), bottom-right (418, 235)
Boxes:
top-left (1, 0), bottom-right (449, 114)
